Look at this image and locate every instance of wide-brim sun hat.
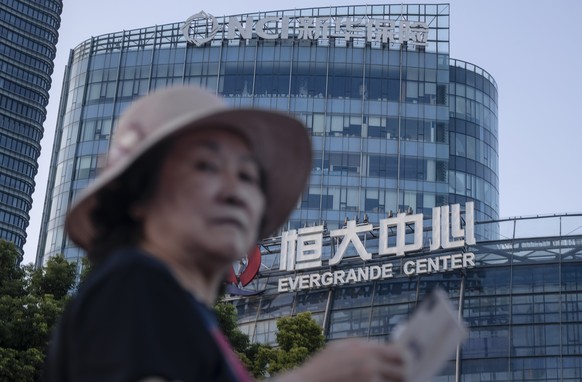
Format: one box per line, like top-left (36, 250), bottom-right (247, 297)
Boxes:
top-left (65, 85), bottom-right (312, 252)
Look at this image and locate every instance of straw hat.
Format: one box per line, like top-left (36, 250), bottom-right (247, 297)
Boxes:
top-left (65, 85), bottom-right (312, 252)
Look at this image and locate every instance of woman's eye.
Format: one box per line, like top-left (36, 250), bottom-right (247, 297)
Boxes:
top-left (195, 161), bottom-right (217, 172)
top-left (239, 171), bottom-right (258, 184)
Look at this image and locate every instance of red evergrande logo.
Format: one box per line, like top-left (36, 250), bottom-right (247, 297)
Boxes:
top-left (225, 245), bottom-right (261, 287)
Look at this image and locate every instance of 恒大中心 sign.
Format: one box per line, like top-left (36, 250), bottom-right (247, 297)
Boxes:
top-left (181, 11), bottom-right (429, 47)
top-left (277, 202), bottom-right (476, 293)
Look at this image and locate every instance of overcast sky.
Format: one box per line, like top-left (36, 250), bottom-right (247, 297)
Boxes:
top-left (22, 0), bottom-right (582, 264)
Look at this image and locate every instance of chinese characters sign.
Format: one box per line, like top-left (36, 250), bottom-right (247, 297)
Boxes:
top-left (181, 11), bottom-right (429, 47)
top-left (277, 202), bottom-right (476, 293)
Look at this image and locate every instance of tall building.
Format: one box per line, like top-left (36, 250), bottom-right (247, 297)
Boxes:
top-left (37, 3), bottom-right (498, 264)
top-left (36, 4), bottom-right (582, 380)
top-left (232, 213), bottom-right (582, 381)
top-left (0, 0), bottom-right (63, 253)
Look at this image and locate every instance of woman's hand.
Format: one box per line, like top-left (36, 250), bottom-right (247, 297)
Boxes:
top-left (276, 339), bottom-right (405, 382)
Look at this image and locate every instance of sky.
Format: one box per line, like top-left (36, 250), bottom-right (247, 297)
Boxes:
top-left (21, 0), bottom-right (582, 264)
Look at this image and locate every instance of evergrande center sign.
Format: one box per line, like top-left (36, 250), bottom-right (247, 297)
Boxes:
top-left (277, 202), bottom-right (477, 293)
top-left (181, 11), bottom-right (429, 47)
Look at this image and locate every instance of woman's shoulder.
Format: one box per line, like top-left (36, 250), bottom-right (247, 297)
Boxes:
top-left (83, 248), bottom-right (175, 290)
top-left (69, 248), bottom-right (187, 319)
top-left (48, 250), bottom-right (219, 381)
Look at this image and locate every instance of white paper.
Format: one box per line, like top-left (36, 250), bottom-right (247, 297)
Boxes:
top-left (390, 288), bottom-right (468, 382)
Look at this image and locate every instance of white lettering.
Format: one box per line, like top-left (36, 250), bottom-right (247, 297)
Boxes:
top-left (379, 213), bottom-right (423, 257)
top-left (227, 16), bottom-right (252, 40)
top-left (431, 202), bottom-right (476, 251)
top-left (367, 19), bottom-right (396, 43)
top-left (295, 226), bottom-right (324, 270)
top-left (403, 261), bottom-right (415, 276)
top-left (278, 263), bottom-right (424, 292)
top-left (280, 16), bottom-right (290, 39)
top-left (334, 270), bottom-right (346, 285)
top-left (357, 267), bottom-right (369, 281)
top-left (381, 263), bottom-right (393, 279)
top-left (406, 21), bottom-right (429, 45)
top-left (416, 259), bottom-right (427, 274)
top-left (299, 275), bottom-right (310, 289)
top-left (297, 17), bottom-right (317, 40)
top-left (322, 272), bottom-right (333, 286)
top-left (255, 16), bottom-right (280, 40)
top-left (465, 202), bottom-right (476, 245)
top-left (309, 273), bottom-right (321, 288)
top-left (184, 13), bottom-right (429, 47)
top-left (441, 205), bottom-right (465, 249)
top-left (440, 255), bottom-right (451, 270)
top-left (343, 16), bottom-right (365, 41)
top-left (278, 277), bottom-right (290, 293)
top-left (289, 276), bottom-right (300, 291)
top-left (370, 265), bottom-right (382, 280)
top-left (329, 220), bottom-right (373, 265)
top-left (345, 268), bottom-right (358, 283)
top-left (430, 206), bottom-right (441, 251)
top-left (451, 254), bottom-right (463, 269)
top-left (427, 257), bottom-right (439, 273)
top-left (401, 252), bottom-right (476, 278)
top-left (463, 252), bottom-right (476, 267)
top-left (280, 229), bottom-right (297, 271)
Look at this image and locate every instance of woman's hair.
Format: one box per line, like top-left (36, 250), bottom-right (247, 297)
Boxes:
top-left (87, 140), bottom-right (172, 264)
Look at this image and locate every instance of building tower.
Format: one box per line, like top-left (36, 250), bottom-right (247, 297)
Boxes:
top-left (0, 0), bottom-right (63, 253)
top-left (36, 4), bottom-right (498, 265)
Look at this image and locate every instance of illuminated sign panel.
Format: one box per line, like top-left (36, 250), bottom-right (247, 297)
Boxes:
top-left (277, 202), bottom-right (476, 293)
top-left (181, 11), bottom-right (429, 47)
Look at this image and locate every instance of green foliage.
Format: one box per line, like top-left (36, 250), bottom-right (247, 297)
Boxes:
top-left (214, 299), bottom-right (271, 378)
top-left (0, 241), bottom-right (25, 297)
top-left (0, 347), bottom-right (44, 382)
top-left (214, 299), bottom-right (325, 379)
top-left (260, 312), bottom-right (325, 375)
top-left (276, 312), bottom-right (325, 353)
top-left (258, 345), bottom-right (311, 375)
top-left (244, 342), bottom-right (270, 378)
top-left (214, 299), bottom-right (250, 353)
top-left (29, 254), bottom-right (77, 299)
top-left (0, 294), bottom-right (64, 350)
top-left (0, 240), bottom-right (79, 382)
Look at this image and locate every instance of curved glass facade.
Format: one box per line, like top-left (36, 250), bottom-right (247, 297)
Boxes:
top-left (35, 5), bottom-right (582, 379)
top-left (37, 4), bottom-right (498, 266)
top-left (0, 0), bottom-right (62, 252)
top-left (232, 214), bottom-right (582, 381)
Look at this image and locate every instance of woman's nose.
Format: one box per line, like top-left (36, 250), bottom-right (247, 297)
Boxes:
top-left (218, 171), bottom-right (245, 207)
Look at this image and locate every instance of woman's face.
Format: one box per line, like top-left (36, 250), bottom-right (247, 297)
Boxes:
top-left (138, 128), bottom-right (266, 266)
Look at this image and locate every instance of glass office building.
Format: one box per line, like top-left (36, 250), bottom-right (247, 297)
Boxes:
top-left (231, 213), bottom-right (582, 381)
top-left (0, 0), bottom-right (62, 252)
top-left (37, 3), bottom-right (499, 264)
top-left (36, 4), bottom-right (582, 380)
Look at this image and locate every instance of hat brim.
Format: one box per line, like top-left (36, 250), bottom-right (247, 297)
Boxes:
top-left (65, 107), bottom-right (311, 253)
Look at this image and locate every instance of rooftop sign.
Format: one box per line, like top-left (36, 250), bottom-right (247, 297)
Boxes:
top-left (277, 202), bottom-right (476, 293)
top-left (181, 10), bottom-right (429, 47)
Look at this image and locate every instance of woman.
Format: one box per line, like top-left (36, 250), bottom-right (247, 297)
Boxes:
top-left (45, 86), bottom-right (404, 381)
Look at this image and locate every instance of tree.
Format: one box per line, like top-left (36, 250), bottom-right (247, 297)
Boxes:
top-left (0, 240), bottom-right (25, 297)
top-left (214, 298), bottom-right (272, 378)
top-left (214, 299), bottom-right (326, 379)
top-left (0, 241), bottom-right (77, 381)
top-left (29, 254), bottom-right (77, 299)
top-left (276, 312), bottom-right (325, 353)
top-left (260, 312), bottom-right (325, 375)
top-left (214, 299), bottom-right (251, 353)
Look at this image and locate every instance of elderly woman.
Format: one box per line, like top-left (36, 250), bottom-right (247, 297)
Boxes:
top-left (45, 86), bottom-right (404, 382)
